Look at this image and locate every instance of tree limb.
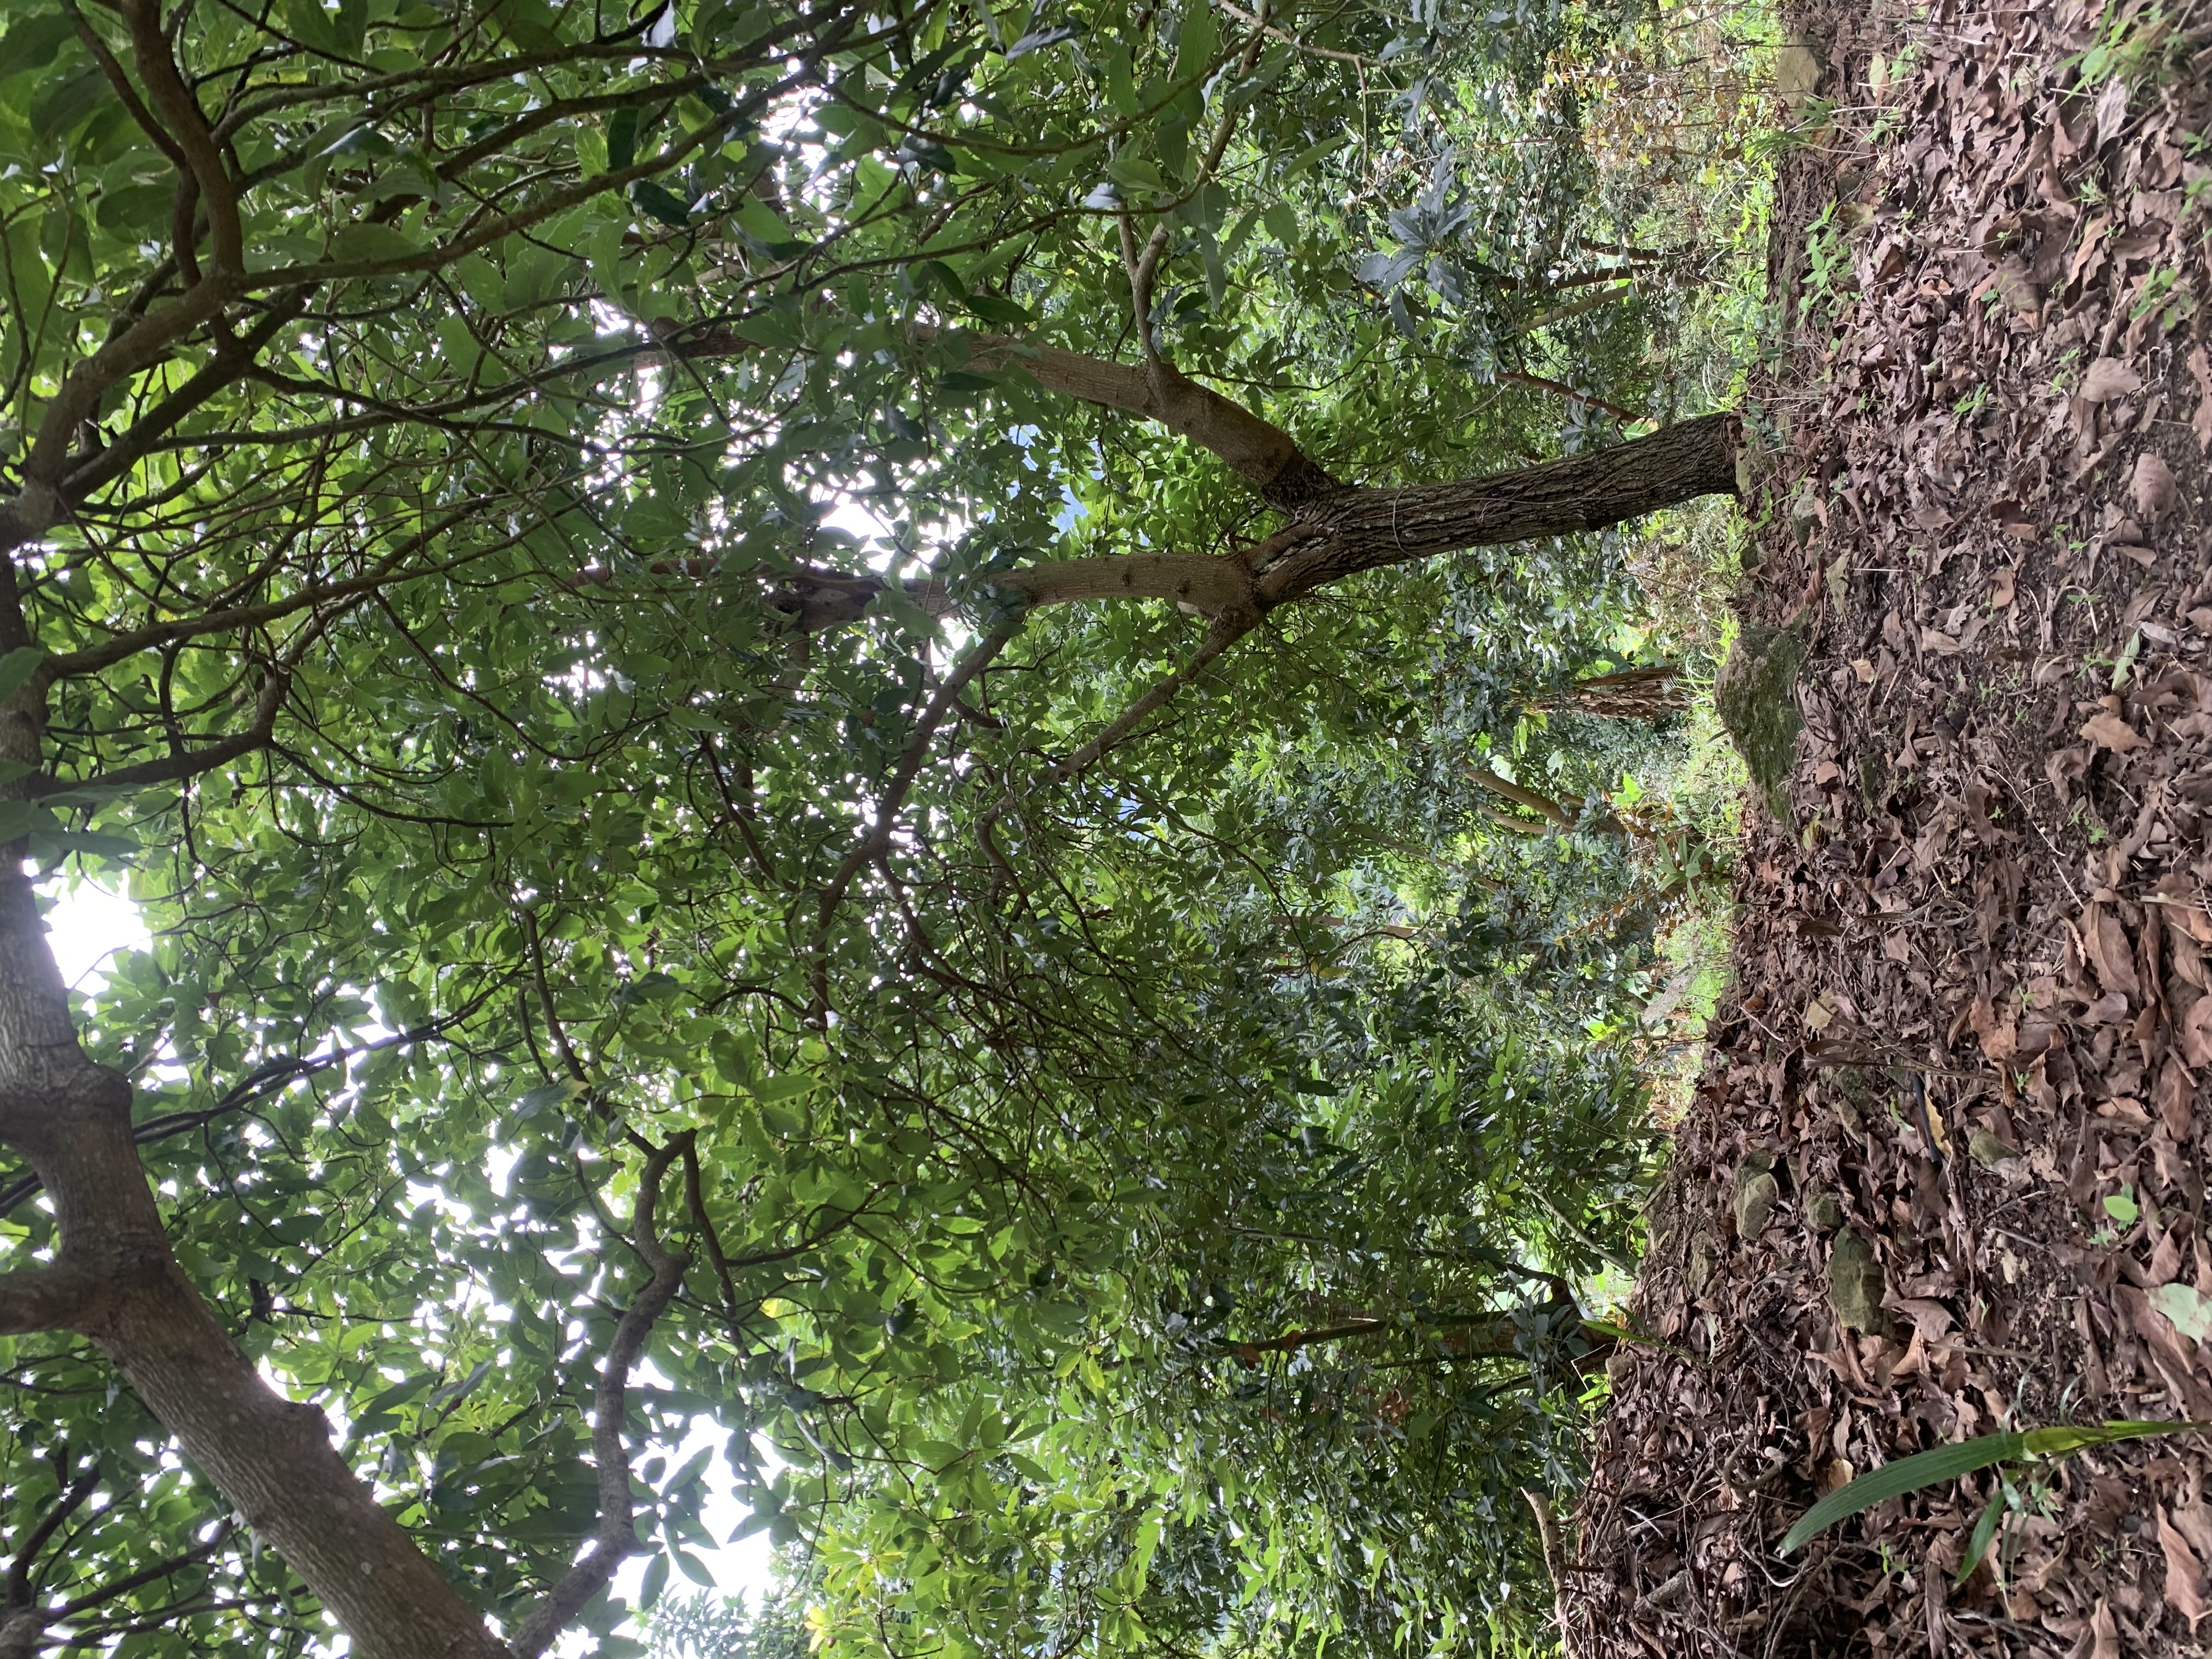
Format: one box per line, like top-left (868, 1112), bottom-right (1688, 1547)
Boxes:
top-left (1043, 610), bottom-right (1255, 787)
top-left (120, 0), bottom-right (242, 274)
top-left (4, 1461), bottom-right (99, 1612)
top-left (1520, 1487), bottom-right (1580, 1659)
top-left (506, 1136), bottom-right (693, 1659)
top-left (0, 1266), bottom-right (101, 1336)
top-left (819, 625), bottom-right (1017, 926)
top-left (1461, 763), bottom-right (1575, 827)
top-left (944, 332), bottom-right (1336, 510)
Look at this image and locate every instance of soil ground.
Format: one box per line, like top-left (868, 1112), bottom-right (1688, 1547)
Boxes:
top-left (1570, 0), bottom-right (2212, 1652)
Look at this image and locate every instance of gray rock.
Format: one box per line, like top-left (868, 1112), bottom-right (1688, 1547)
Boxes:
top-left (1804, 1188), bottom-right (1844, 1232)
top-left (1829, 1228), bottom-right (1887, 1334)
top-left (1735, 1169), bottom-right (1780, 1240)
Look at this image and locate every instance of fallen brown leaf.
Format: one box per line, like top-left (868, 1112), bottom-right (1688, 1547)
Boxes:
top-left (2156, 1055), bottom-right (2196, 1140)
top-left (2086, 907), bottom-right (2143, 1000)
top-left (2134, 450), bottom-right (2179, 521)
top-left (2159, 1505), bottom-right (2212, 1632)
top-left (2080, 711), bottom-right (2145, 752)
top-left (2183, 997), bottom-right (2212, 1069)
top-left (2090, 1594), bottom-right (2120, 1659)
top-left (2082, 357), bottom-right (2145, 402)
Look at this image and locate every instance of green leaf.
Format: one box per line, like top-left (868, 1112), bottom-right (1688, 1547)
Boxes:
top-left (2152, 1283), bottom-right (2212, 1341)
top-left (963, 294), bottom-right (1033, 326)
top-left (1954, 1485), bottom-right (2005, 1587)
top-left (278, 0), bottom-right (343, 53)
top-left (2018, 1419), bottom-right (2210, 1459)
top-left (514, 1079), bottom-right (585, 1121)
top-left (29, 67), bottom-right (109, 141)
top-left (1782, 1421), bottom-right (2212, 1554)
top-left (1172, 0), bottom-right (1218, 84)
top-left (0, 14), bottom-right (77, 78)
top-left (2103, 1185), bottom-right (2140, 1224)
top-left (1105, 153), bottom-right (1165, 195)
top-left (1778, 1433), bottom-right (2025, 1554)
top-left (753, 1073), bottom-right (819, 1104)
top-left (631, 180), bottom-right (692, 227)
top-left (328, 223), bottom-right (425, 264)
top-left (606, 105), bottom-right (639, 172)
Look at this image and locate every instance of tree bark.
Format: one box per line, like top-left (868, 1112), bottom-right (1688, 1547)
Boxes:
top-left (1255, 412), bottom-right (1742, 605)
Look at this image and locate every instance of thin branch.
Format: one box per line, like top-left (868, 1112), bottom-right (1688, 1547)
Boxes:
top-left (520, 910), bottom-right (588, 1085)
top-left (818, 626), bottom-right (1017, 926)
top-left (506, 1136), bottom-right (692, 1659)
top-left (5, 1463), bottom-right (99, 1612)
top-left (0, 996), bottom-right (504, 1218)
top-left (932, 330), bottom-right (1336, 509)
top-left (1214, 0), bottom-right (1374, 64)
top-left (1496, 370), bottom-right (1638, 424)
top-left (62, 2), bottom-right (187, 169)
top-left (30, 665), bottom-right (289, 797)
top-left (54, 1523), bottom-right (232, 1617)
top-left (120, 0), bottom-right (240, 272)
top-left (1048, 612), bottom-right (1256, 786)
top-left (1520, 1488), bottom-right (1580, 1659)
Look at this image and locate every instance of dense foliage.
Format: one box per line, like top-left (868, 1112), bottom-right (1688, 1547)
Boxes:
top-left (0, 0), bottom-right (1736, 1651)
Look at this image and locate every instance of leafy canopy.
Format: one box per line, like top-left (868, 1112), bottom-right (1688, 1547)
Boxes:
top-left (0, 0), bottom-right (1703, 1651)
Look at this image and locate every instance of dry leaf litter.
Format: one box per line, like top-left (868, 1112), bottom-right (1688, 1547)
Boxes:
top-left (1573, 0), bottom-right (2212, 1651)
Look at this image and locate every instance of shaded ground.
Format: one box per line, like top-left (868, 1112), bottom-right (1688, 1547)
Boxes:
top-left (1572, 0), bottom-right (2212, 1651)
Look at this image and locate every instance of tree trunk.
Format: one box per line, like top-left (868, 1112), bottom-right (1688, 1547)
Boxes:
top-left (1548, 666), bottom-right (1694, 721)
top-left (1256, 413), bottom-right (1742, 606)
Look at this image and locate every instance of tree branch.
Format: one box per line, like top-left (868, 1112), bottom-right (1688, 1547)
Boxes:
top-left (1497, 370), bottom-right (1637, 423)
top-left (977, 610), bottom-right (1256, 859)
top-left (945, 333), bottom-right (1336, 510)
top-left (1043, 612), bottom-right (1255, 786)
top-left (5, 1462), bottom-right (98, 1610)
top-left (819, 625), bottom-right (1017, 925)
top-left (506, 1136), bottom-right (693, 1659)
top-left (1461, 763), bottom-right (1575, 827)
top-left (521, 910), bottom-right (589, 1086)
top-left (120, 0), bottom-right (241, 274)
top-left (0, 1265), bottom-right (100, 1336)
top-left (1214, 0), bottom-right (1374, 64)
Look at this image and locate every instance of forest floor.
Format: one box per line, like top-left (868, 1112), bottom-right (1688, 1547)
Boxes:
top-left (1570, 0), bottom-right (2212, 1652)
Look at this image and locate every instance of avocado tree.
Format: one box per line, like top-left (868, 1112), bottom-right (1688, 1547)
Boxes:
top-left (0, 0), bottom-right (1737, 1652)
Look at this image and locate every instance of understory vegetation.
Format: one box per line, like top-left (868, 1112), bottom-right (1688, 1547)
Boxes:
top-left (0, 0), bottom-right (1791, 1652)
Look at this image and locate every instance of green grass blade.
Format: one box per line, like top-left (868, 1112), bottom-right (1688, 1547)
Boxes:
top-left (1953, 1486), bottom-right (2005, 1588)
top-left (1784, 1421), bottom-right (2212, 1556)
top-left (1779, 1432), bottom-right (2025, 1554)
top-left (2020, 1420), bottom-right (2212, 1458)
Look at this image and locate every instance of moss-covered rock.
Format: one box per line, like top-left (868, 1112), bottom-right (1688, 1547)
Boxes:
top-left (1716, 620), bottom-right (1805, 820)
top-left (1828, 1228), bottom-right (1887, 1334)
